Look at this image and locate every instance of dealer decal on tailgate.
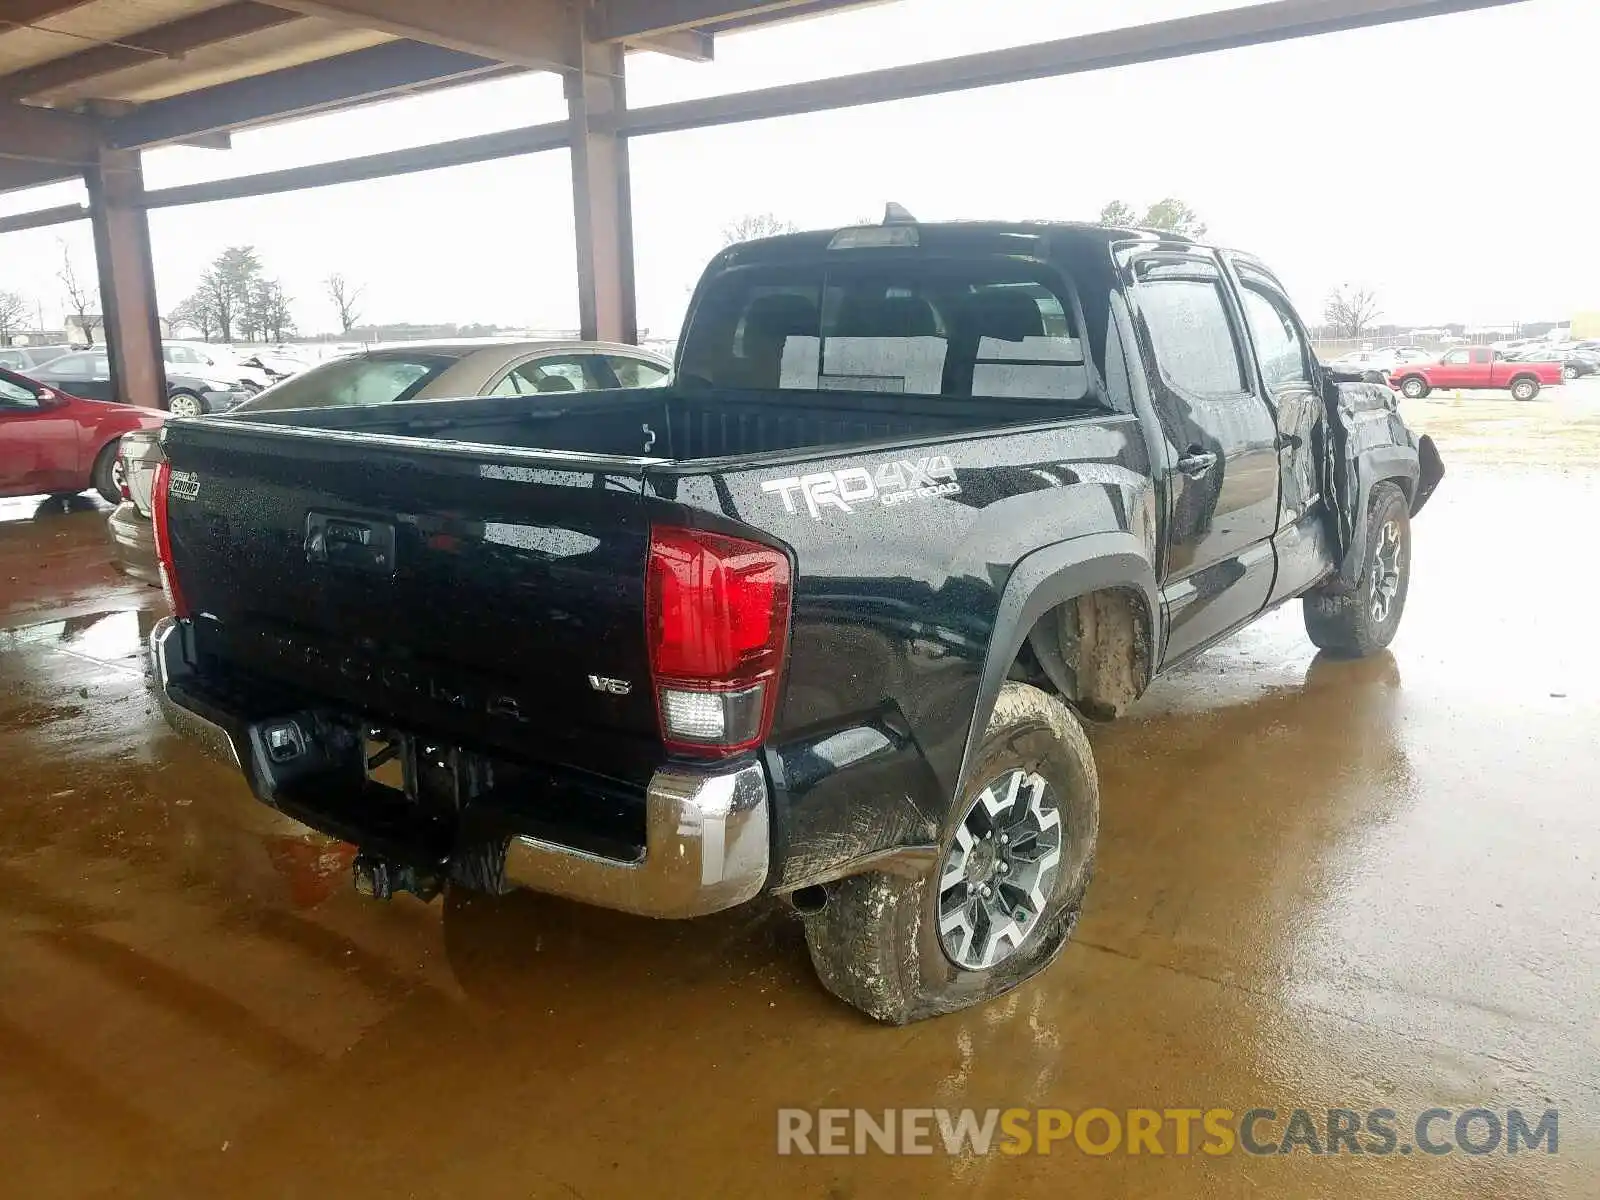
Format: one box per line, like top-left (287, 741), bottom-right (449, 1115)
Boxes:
top-left (761, 455), bottom-right (960, 520)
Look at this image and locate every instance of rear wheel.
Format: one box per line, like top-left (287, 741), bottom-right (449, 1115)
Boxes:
top-left (1399, 376), bottom-right (1430, 399)
top-left (91, 442), bottom-right (121, 504)
top-left (1303, 482), bottom-right (1411, 658)
top-left (1562, 364), bottom-right (1578, 381)
top-left (802, 682), bottom-right (1098, 1024)
top-left (167, 390), bottom-right (204, 417)
top-left (1510, 376), bottom-right (1540, 402)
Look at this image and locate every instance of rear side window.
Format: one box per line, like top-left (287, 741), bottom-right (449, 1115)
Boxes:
top-left (232, 354), bottom-right (455, 413)
top-left (678, 261), bottom-right (1094, 405)
top-left (1137, 279), bottom-right (1247, 395)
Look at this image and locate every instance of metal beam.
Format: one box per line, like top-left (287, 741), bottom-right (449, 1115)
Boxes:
top-left (140, 118), bottom-right (569, 207)
top-left (0, 202), bottom-right (85, 234)
top-left (106, 39), bottom-right (504, 149)
top-left (619, 0), bottom-right (1532, 137)
top-left (0, 0), bottom-right (94, 26)
top-left (591, 0), bottom-right (828, 40)
top-left (0, 100), bottom-right (101, 164)
top-left (274, 0), bottom-right (575, 70)
top-left (627, 28), bottom-right (714, 61)
top-left (85, 148), bottom-right (166, 409)
top-left (0, 3), bottom-right (304, 102)
top-left (568, 41), bottom-right (635, 344)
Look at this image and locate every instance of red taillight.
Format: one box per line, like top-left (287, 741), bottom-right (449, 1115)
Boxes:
top-left (646, 526), bottom-right (791, 756)
top-left (151, 459), bottom-right (189, 618)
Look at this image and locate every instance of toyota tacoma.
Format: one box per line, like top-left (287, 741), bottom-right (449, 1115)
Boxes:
top-left (150, 218), bottom-right (1443, 1023)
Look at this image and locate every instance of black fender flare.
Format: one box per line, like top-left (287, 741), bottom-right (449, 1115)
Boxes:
top-left (1339, 445), bottom-right (1422, 588)
top-left (954, 531), bottom-right (1160, 795)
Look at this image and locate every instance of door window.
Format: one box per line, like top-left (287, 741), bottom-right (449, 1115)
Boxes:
top-left (0, 376), bottom-right (39, 408)
top-left (607, 356), bottom-right (669, 388)
top-left (46, 354), bottom-right (93, 376)
top-left (490, 355), bottom-right (600, 396)
top-left (1441, 349), bottom-right (1469, 365)
top-left (1238, 286), bottom-right (1311, 389)
top-left (1137, 278), bottom-right (1248, 395)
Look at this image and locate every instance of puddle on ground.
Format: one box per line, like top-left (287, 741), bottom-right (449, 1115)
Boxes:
top-left (0, 610), bottom-right (145, 663)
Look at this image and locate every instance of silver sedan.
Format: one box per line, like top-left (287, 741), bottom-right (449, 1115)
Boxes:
top-left (108, 338), bottom-right (671, 584)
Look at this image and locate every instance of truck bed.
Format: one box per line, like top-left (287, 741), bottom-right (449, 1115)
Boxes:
top-left (216, 384), bottom-right (1083, 464)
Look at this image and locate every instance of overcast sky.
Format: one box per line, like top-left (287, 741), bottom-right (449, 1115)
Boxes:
top-left (1, 0), bottom-right (1593, 338)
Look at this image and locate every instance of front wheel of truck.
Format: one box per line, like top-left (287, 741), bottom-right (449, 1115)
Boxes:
top-left (803, 682), bottom-right (1099, 1024)
top-left (1303, 481), bottom-right (1411, 658)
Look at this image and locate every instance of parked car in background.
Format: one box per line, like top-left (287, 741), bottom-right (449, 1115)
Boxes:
top-left (29, 348), bottom-right (253, 416)
top-left (238, 350), bottom-right (308, 381)
top-left (163, 342), bottom-right (272, 393)
top-left (108, 338), bottom-right (672, 583)
top-left (1389, 346), bottom-right (1563, 400)
top-left (0, 365), bottom-right (163, 504)
top-left (1509, 345), bottom-right (1600, 380)
top-left (0, 343), bottom-right (79, 372)
top-left (1326, 347), bottom-right (1433, 376)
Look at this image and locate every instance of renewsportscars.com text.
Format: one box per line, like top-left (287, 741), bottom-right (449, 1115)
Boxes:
top-left (776, 1107), bottom-right (1558, 1157)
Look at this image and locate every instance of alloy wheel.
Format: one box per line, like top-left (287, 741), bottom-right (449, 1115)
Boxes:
top-left (1371, 518), bottom-right (1404, 623)
top-left (937, 768), bottom-right (1062, 970)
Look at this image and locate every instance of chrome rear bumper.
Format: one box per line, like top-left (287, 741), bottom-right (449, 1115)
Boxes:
top-left (151, 617), bottom-right (771, 919)
top-left (502, 761), bottom-right (769, 918)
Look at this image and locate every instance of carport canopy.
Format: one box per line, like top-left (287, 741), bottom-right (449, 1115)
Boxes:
top-left (0, 0), bottom-right (1528, 409)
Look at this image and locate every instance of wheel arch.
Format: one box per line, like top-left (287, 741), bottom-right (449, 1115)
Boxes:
top-left (956, 532), bottom-right (1159, 792)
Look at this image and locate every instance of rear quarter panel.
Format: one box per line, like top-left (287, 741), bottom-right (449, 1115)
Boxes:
top-left (650, 416), bottom-right (1158, 888)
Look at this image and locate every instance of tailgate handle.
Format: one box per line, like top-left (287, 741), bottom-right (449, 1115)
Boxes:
top-left (305, 512), bottom-right (396, 575)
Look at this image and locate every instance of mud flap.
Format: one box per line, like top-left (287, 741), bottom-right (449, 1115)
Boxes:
top-left (1412, 434), bottom-right (1444, 515)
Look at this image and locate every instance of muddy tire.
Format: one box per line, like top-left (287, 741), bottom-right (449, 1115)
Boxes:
top-left (1398, 375), bottom-right (1429, 399)
top-left (1510, 376), bottom-right (1540, 402)
top-left (91, 442), bottom-right (121, 504)
top-left (802, 682), bottom-right (1098, 1024)
top-left (1303, 482), bottom-right (1411, 658)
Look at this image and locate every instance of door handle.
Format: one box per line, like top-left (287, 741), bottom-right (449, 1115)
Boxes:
top-left (1176, 448), bottom-right (1218, 477)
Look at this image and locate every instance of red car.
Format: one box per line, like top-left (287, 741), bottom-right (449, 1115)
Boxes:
top-left (1388, 347), bottom-right (1563, 402)
top-left (0, 365), bottom-right (164, 503)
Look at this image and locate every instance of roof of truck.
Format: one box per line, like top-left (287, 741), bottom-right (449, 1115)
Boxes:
top-left (718, 219), bottom-right (1200, 263)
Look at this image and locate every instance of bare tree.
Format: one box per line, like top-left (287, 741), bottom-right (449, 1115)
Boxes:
top-left (57, 241), bottom-right (100, 344)
top-left (720, 213), bottom-right (797, 247)
top-left (252, 279), bottom-right (296, 343)
top-left (325, 273), bottom-right (364, 334)
top-left (1324, 285), bottom-right (1382, 339)
top-left (170, 291), bottom-right (217, 341)
top-left (0, 289), bottom-right (28, 344)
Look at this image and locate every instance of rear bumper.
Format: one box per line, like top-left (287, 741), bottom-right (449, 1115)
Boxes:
top-left (150, 617), bottom-right (770, 919)
top-left (107, 502), bottom-right (159, 586)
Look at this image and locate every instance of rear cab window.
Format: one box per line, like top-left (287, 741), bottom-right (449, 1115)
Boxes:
top-left (677, 254), bottom-right (1100, 408)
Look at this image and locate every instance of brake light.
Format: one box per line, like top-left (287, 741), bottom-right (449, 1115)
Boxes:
top-left (151, 459), bottom-right (189, 618)
top-left (646, 526), bottom-right (791, 755)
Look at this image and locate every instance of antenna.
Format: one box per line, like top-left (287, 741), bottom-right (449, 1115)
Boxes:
top-left (883, 202), bottom-right (918, 226)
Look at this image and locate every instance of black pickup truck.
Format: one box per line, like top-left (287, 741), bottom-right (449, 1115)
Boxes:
top-left (151, 219), bottom-right (1442, 1024)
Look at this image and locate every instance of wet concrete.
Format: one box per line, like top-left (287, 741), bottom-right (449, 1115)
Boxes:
top-left (2, 401), bottom-right (1598, 1196)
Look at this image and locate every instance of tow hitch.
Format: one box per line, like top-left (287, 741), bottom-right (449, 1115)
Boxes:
top-left (352, 852), bottom-right (443, 902)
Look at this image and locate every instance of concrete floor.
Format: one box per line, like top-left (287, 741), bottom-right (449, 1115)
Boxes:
top-left (1, 392), bottom-right (1597, 1197)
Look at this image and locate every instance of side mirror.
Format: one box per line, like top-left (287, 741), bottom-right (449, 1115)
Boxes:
top-left (35, 386), bottom-right (62, 407)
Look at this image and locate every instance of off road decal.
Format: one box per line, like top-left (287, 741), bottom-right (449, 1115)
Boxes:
top-left (761, 455), bottom-right (960, 520)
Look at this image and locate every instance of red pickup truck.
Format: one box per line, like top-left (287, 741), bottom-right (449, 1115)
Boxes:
top-left (1388, 347), bottom-right (1561, 401)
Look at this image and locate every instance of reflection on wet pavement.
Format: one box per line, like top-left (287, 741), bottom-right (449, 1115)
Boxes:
top-left (1, 466), bottom-right (1596, 1197)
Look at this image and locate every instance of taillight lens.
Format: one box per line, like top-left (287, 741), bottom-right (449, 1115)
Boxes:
top-left (646, 526), bottom-right (791, 755)
top-left (151, 459), bottom-right (189, 618)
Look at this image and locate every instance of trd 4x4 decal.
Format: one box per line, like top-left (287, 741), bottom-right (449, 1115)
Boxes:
top-left (760, 455), bottom-right (960, 520)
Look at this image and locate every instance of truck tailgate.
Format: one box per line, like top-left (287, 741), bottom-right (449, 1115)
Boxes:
top-left (160, 421), bottom-right (664, 785)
